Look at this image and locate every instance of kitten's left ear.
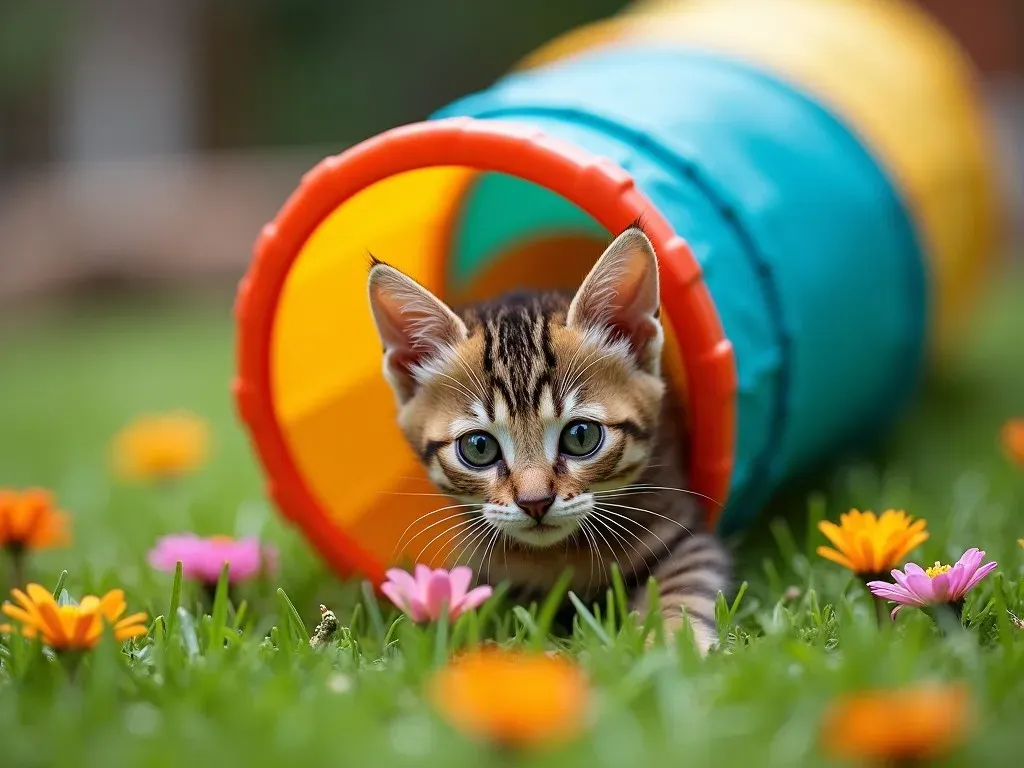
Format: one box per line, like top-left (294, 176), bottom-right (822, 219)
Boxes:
top-left (567, 226), bottom-right (663, 375)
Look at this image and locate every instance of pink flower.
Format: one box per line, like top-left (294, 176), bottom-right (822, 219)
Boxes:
top-left (148, 533), bottom-right (277, 584)
top-left (381, 565), bottom-right (493, 622)
top-left (867, 548), bottom-right (998, 619)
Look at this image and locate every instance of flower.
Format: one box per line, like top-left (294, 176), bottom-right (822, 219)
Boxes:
top-left (148, 533), bottom-right (277, 583)
top-left (428, 648), bottom-right (588, 748)
top-left (1003, 418), bottom-right (1024, 467)
top-left (820, 682), bottom-right (971, 762)
top-left (817, 509), bottom-right (928, 576)
top-left (1, 583), bottom-right (148, 651)
top-left (0, 488), bottom-right (70, 551)
top-left (867, 548), bottom-right (998, 619)
top-left (112, 410), bottom-right (209, 482)
top-left (381, 565), bottom-right (492, 622)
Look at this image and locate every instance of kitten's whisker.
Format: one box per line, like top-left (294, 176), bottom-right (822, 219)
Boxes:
top-left (483, 528), bottom-right (502, 585)
top-left (563, 349), bottom-right (615, 400)
top-left (593, 485), bottom-right (725, 509)
top-left (571, 351), bottom-right (619, 396)
top-left (584, 514), bottom-right (626, 587)
top-left (393, 503), bottom-right (481, 555)
top-left (558, 337), bottom-right (591, 400)
top-left (592, 505), bottom-right (670, 557)
top-left (434, 516), bottom-right (491, 565)
top-left (415, 515), bottom-right (484, 566)
top-left (593, 501), bottom-right (693, 535)
top-left (451, 520), bottom-right (495, 569)
top-left (449, 347), bottom-right (488, 402)
top-left (589, 513), bottom-right (648, 583)
top-left (435, 379), bottom-right (480, 403)
top-left (385, 491), bottom-right (459, 498)
top-left (577, 519), bottom-right (599, 597)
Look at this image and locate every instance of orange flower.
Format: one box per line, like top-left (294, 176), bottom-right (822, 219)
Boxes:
top-left (1, 583), bottom-right (148, 651)
top-left (0, 488), bottom-right (70, 551)
top-left (1003, 419), bottom-right (1024, 467)
top-left (817, 509), bottom-right (928, 576)
top-left (820, 682), bottom-right (972, 763)
top-left (428, 648), bottom-right (589, 748)
top-left (112, 410), bottom-right (209, 482)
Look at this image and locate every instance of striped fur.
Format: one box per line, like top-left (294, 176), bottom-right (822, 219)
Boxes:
top-left (367, 225), bottom-right (731, 653)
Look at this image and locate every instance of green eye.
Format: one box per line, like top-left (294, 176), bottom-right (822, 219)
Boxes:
top-left (456, 431), bottom-right (501, 468)
top-left (559, 420), bottom-right (604, 457)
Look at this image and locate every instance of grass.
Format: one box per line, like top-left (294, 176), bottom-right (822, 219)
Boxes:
top-left (0, 269), bottom-right (1022, 768)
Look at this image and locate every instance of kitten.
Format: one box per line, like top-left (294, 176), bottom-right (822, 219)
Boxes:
top-left (366, 224), bottom-right (731, 653)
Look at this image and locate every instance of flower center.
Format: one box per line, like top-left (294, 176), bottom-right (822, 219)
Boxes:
top-left (925, 561), bottom-right (951, 578)
top-left (209, 535), bottom-right (235, 545)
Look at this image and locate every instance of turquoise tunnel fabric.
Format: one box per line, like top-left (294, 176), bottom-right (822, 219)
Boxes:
top-left (433, 47), bottom-right (928, 534)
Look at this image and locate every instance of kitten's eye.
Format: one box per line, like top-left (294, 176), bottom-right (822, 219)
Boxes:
top-left (559, 420), bottom-right (604, 458)
top-left (456, 431), bottom-right (501, 468)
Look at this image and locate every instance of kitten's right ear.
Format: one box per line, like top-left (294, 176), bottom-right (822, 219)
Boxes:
top-left (367, 263), bottom-right (468, 404)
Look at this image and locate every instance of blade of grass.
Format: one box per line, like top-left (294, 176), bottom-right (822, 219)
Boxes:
top-left (208, 563), bottom-right (231, 655)
top-left (51, 570), bottom-right (68, 599)
top-left (609, 563), bottom-right (629, 621)
top-left (166, 561), bottom-right (183, 638)
top-left (276, 588), bottom-right (310, 645)
top-left (805, 493), bottom-right (827, 560)
top-left (568, 592), bottom-right (612, 647)
top-left (361, 581), bottom-right (386, 640)
top-left (533, 569), bottom-right (573, 648)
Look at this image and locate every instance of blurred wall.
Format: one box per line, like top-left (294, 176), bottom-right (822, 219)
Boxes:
top-left (0, 0), bottom-right (1020, 305)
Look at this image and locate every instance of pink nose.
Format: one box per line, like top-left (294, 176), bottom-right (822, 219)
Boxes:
top-left (517, 496), bottom-right (555, 521)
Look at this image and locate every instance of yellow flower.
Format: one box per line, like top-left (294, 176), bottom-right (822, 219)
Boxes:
top-left (1003, 419), bottom-right (1024, 467)
top-left (0, 488), bottom-right (70, 551)
top-left (112, 410), bottom-right (209, 482)
top-left (1, 583), bottom-right (148, 650)
top-left (428, 648), bottom-right (589, 748)
top-left (817, 509), bottom-right (928, 575)
top-left (820, 683), bottom-right (971, 763)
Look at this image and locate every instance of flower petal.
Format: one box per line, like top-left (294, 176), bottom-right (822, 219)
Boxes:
top-left (818, 522), bottom-right (852, 556)
top-left (904, 572), bottom-right (936, 604)
top-left (114, 624), bottom-right (149, 641)
top-left (958, 561), bottom-right (998, 597)
top-left (98, 589), bottom-right (127, 622)
top-left (904, 562), bottom-right (927, 577)
top-left (384, 568), bottom-right (419, 599)
top-left (890, 605), bottom-right (904, 620)
top-left (448, 567), bottom-right (473, 605)
top-left (1, 605), bottom-right (37, 625)
top-left (34, 598), bottom-right (69, 646)
top-left (454, 585), bottom-right (492, 616)
top-left (929, 571), bottom-right (951, 603)
top-left (25, 583), bottom-right (57, 610)
top-left (414, 564), bottom-right (433, 589)
top-left (114, 612), bottom-right (149, 631)
top-left (816, 546), bottom-right (856, 571)
top-left (423, 571), bottom-right (453, 621)
top-left (71, 612), bottom-right (100, 648)
top-left (380, 582), bottom-right (412, 615)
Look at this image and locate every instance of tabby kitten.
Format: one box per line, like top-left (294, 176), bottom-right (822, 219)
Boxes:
top-left (366, 225), bottom-right (731, 653)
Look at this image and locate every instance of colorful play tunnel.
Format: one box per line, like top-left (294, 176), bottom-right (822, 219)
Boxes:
top-left (234, 0), bottom-right (1004, 584)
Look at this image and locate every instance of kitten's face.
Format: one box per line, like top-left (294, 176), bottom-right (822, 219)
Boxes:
top-left (367, 228), bottom-right (665, 550)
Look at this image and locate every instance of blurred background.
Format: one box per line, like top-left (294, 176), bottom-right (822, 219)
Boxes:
top-left (0, 0), bottom-right (1021, 306)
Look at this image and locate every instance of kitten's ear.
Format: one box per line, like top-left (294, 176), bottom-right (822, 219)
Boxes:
top-left (367, 262), bottom-right (468, 404)
top-left (567, 227), bottom-right (663, 375)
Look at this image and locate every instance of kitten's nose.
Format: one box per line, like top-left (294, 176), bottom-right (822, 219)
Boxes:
top-left (517, 496), bottom-right (555, 521)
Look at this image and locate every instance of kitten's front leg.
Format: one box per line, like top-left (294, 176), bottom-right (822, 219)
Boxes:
top-left (628, 532), bottom-right (731, 655)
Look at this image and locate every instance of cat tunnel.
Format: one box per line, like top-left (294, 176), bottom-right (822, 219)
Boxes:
top-left (234, 0), bottom-right (1003, 585)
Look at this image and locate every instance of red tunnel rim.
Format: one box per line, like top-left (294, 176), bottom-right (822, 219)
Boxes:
top-left (234, 116), bottom-right (737, 586)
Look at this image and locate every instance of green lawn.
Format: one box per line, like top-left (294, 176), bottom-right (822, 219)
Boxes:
top-left (0, 269), bottom-right (1022, 767)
